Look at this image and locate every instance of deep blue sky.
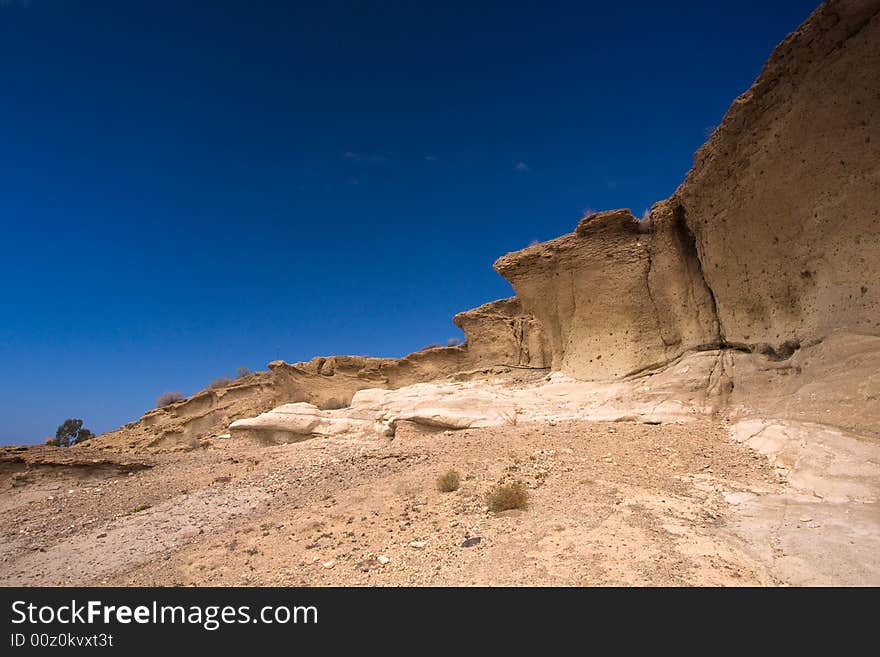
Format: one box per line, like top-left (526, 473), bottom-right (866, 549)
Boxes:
top-left (0, 0), bottom-right (819, 443)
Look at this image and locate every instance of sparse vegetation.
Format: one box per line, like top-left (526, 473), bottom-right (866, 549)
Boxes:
top-left (319, 398), bottom-right (348, 410)
top-left (235, 366), bottom-right (251, 379)
top-left (208, 376), bottom-right (233, 389)
top-left (418, 343), bottom-right (442, 351)
top-left (157, 391), bottom-right (184, 407)
top-left (446, 337), bottom-right (462, 347)
top-left (486, 481), bottom-right (529, 512)
top-left (437, 470), bottom-right (461, 492)
top-left (48, 418), bottom-right (94, 447)
top-left (131, 504), bottom-right (151, 513)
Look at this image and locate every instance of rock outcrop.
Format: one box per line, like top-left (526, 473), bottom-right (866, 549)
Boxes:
top-left (453, 297), bottom-right (550, 368)
top-left (674, 0), bottom-right (880, 353)
top-left (494, 208), bottom-right (719, 379)
top-left (98, 0), bottom-right (880, 450)
top-left (95, 299), bottom-right (546, 451)
top-left (229, 384), bottom-right (519, 444)
top-left (495, 0), bottom-right (880, 381)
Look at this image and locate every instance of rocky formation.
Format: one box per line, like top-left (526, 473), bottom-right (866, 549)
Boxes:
top-left (95, 300), bottom-right (546, 451)
top-left (494, 209), bottom-right (719, 379)
top-left (453, 297), bottom-right (549, 368)
top-left (495, 0), bottom-right (880, 385)
top-left (0, 445), bottom-right (153, 478)
top-left (229, 332), bottom-right (880, 445)
top-left (676, 0), bottom-right (880, 352)
top-left (96, 1), bottom-right (880, 449)
top-left (229, 383), bottom-right (520, 445)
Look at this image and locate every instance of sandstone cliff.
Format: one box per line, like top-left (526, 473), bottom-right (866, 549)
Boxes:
top-left (453, 297), bottom-right (549, 368)
top-left (494, 208), bottom-right (720, 379)
top-left (97, 0), bottom-right (880, 450)
top-left (495, 0), bottom-right (879, 380)
top-left (675, 0), bottom-right (880, 352)
top-left (94, 298), bottom-right (547, 451)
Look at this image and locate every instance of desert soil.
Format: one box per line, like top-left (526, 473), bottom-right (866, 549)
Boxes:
top-left (0, 419), bottom-right (798, 586)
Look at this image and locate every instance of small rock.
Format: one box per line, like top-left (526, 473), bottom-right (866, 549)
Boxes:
top-left (322, 560), bottom-right (335, 569)
top-left (377, 555), bottom-right (391, 565)
top-left (461, 536), bottom-right (482, 548)
top-left (96, 533), bottom-right (107, 539)
top-left (409, 540), bottom-right (427, 550)
top-left (799, 515), bottom-right (813, 522)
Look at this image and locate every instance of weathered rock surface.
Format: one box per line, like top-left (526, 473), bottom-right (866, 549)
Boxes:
top-left (676, 0), bottom-right (880, 352)
top-left (230, 383), bottom-right (520, 444)
top-left (228, 331), bottom-right (880, 445)
top-left (726, 418), bottom-right (880, 585)
top-left (95, 299), bottom-right (546, 451)
top-left (495, 0), bottom-right (880, 386)
top-left (494, 208), bottom-right (719, 379)
top-left (453, 297), bottom-right (549, 368)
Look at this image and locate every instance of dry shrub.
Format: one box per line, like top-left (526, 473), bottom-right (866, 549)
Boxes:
top-left (156, 391), bottom-right (183, 407)
top-left (208, 376), bottom-right (233, 389)
top-left (418, 343), bottom-right (442, 352)
top-left (486, 481), bottom-right (529, 512)
top-left (437, 470), bottom-right (461, 492)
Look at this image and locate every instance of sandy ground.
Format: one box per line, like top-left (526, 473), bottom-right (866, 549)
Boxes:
top-left (2, 417), bottom-right (832, 587)
top-left (3, 415), bottom-right (878, 586)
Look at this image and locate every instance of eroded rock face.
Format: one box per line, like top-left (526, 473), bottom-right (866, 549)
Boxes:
top-left (495, 0), bottom-right (880, 380)
top-left (453, 297), bottom-right (549, 368)
top-left (675, 0), bottom-right (880, 352)
top-left (229, 385), bottom-right (519, 444)
top-left (95, 299), bottom-right (547, 451)
top-left (494, 209), bottom-right (719, 379)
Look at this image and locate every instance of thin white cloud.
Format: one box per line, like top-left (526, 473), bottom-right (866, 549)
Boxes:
top-left (343, 151), bottom-right (386, 164)
top-left (515, 161), bottom-right (531, 172)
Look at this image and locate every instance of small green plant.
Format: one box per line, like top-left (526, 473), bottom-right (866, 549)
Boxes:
top-left (53, 419), bottom-right (94, 447)
top-left (437, 470), bottom-right (461, 492)
top-left (486, 481), bottom-right (529, 512)
top-left (131, 504), bottom-right (151, 513)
